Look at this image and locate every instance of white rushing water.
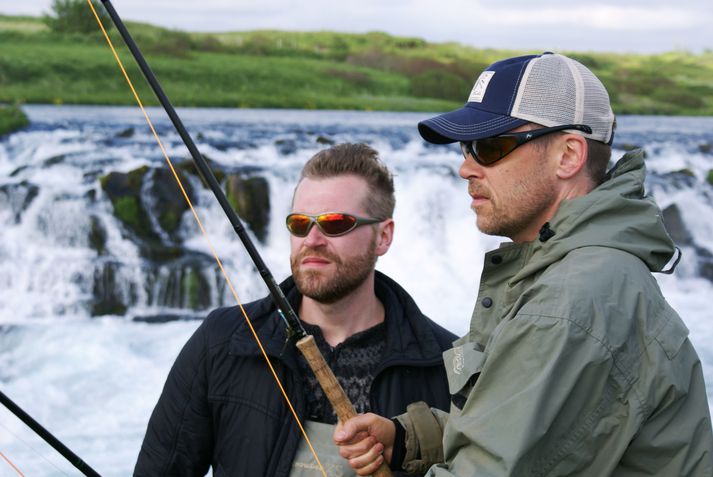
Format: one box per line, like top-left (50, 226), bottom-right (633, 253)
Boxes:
top-left (0, 106), bottom-right (712, 476)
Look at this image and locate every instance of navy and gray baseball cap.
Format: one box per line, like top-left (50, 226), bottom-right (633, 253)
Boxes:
top-left (418, 52), bottom-right (615, 145)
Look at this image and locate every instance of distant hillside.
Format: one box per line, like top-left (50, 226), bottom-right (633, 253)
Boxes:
top-left (1, 14), bottom-right (713, 115)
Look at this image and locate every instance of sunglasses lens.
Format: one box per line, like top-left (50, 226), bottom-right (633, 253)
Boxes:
top-left (286, 214), bottom-right (312, 236)
top-left (476, 137), bottom-right (515, 165)
top-left (317, 213), bottom-right (357, 236)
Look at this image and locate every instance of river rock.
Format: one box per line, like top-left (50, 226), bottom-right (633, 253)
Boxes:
top-left (91, 260), bottom-right (131, 316)
top-left (144, 167), bottom-right (194, 240)
top-left (225, 174), bottom-right (270, 243)
top-left (100, 165), bottom-right (194, 260)
top-left (0, 180), bottom-right (39, 223)
top-left (143, 252), bottom-right (217, 311)
top-left (662, 203), bottom-right (694, 246)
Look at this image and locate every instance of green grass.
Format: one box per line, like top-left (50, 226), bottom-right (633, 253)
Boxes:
top-left (1, 14), bottom-right (712, 114)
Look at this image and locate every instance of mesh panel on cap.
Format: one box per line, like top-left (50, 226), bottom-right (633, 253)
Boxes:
top-left (576, 61), bottom-right (614, 143)
top-left (514, 55), bottom-right (580, 125)
top-left (511, 54), bottom-right (613, 143)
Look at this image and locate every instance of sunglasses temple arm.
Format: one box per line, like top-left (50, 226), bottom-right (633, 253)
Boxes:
top-left (101, 4), bottom-right (392, 475)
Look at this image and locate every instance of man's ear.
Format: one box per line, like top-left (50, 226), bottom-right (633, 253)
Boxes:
top-left (556, 134), bottom-right (588, 180)
top-left (375, 219), bottom-right (394, 256)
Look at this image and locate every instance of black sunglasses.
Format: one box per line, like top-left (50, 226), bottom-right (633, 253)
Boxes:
top-left (460, 124), bottom-right (593, 166)
top-left (286, 212), bottom-right (382, 237)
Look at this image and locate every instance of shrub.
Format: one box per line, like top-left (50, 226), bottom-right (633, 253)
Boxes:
top-left (43, 0), bottom-right (110, 34)
top-left (410, 70), bottom-right (470, 102)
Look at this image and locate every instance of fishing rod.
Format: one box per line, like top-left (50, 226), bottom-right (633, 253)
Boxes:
top-left (95, 1), bottom-right (392, 475)
top-left (0, 389), bottom-right (101, 477)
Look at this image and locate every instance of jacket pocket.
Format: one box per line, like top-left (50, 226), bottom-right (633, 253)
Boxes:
top-left (654, 313), bottom-right (689, 360)
top-left (443, 343), bottom-right (485, 410)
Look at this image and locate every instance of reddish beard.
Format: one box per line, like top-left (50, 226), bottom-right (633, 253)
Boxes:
top-left (468, 181), bottom-right (491, 201)
top-left (291, 240), bottom-right (378, 304)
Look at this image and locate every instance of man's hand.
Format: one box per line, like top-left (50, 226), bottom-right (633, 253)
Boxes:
top-left (333, 413), bottom-right (396, 476)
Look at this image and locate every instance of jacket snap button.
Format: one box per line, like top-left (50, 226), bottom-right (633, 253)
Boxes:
top-left (491, 255), bottom-right (503, 265)
top-left (482, 297), bottom-right (493, 308)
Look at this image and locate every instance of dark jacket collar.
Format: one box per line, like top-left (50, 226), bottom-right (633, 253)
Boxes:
top-left (229, 271), bottom-right (450, 371)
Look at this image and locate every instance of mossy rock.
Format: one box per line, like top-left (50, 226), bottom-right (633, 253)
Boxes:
top-left (621, 143), bottom-right (642, 152)
top-left (225, 174), bottom-right (271, 243)
top-left (88, 215), bottom-right (107, 255)
top-left (145, 168), bottom-right (194, 238)
top-left (182, 266), bottom-right (211, 310)
top-left (275, 138), bottom-right (298, 155)
top-left (0, 180), bottom-right (39, 223)
top-left (177, 157), bottom-right (226, 186)
top-left (707, 169), bottom-right (713, 186)
top-left (116, 127), bottom-right (135, 138)
top-left (100, 166), bottom-right (161, 250)
top-left (316, 135), bottom-right (334, 145)
top-left (0, 104), bottom-right (29, 136)
top-left (100, 165), bottom-right (148, 193)
top-left (113, 195), bottom-right (145, 231)
top-left (91, 261), bottom-right (128, 316)
top-left (100, 165), bottom-right (193, 245)
top-left (660, 169), bottom-right (696, 189)
top-left (674, 168), bottom-right (695, 177)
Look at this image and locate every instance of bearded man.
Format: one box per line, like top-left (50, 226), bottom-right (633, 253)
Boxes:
top-left (134, 143), bottom-right (456, 477)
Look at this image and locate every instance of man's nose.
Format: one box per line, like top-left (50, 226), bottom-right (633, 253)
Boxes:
top-left (302, 222), bottom-right (328, 246)
top-left (459, 155), bottom-right (485, 180)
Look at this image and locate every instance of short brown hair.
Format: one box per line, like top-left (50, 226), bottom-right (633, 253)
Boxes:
top-left (585, 138), bottom-right (612, 186)
top-left (531, 124), bottom-right (612, 186)
top-left (298, 143), bottom-right (395, 219)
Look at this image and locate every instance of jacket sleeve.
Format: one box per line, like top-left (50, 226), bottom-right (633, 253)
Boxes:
top-left (394, 402), bottom-right (449, 475)
top-left (134, 321), bottom-right (213, 477)
top-left (428, 313), bottom-right (616, 476)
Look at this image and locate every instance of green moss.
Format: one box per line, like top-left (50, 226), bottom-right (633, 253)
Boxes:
top-left (184, 269), bottom-right (199, 309)
top-left (707, 169), bottom-right (713, 186)
top-left (0, 104), bottom-right (29, 136)
top-left (159, 210), bottom-right (179, 234)
top-left (127, 165), bottom-right (149, 189)
top-left (113, 196), bottom-right (142, 230)
top-left (182, 267), bottom-right (209, 310)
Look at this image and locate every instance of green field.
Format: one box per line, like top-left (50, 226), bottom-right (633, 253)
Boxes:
top-left (1, 13), bottom-right (713, 116)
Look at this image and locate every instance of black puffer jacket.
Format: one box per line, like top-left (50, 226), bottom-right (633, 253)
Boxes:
top-left (134, 271), bottom-right (456, 477)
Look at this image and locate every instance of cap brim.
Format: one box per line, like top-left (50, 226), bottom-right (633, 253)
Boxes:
top-left (418, 104), bottom-right (528, 144)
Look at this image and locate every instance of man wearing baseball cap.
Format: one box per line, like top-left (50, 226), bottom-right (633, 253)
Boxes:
top-left (334, 52), bottom-right (713, 476)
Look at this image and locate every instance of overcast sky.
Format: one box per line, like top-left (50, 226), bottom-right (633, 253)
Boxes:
top-left (2, 0), bottom-right (712, 54)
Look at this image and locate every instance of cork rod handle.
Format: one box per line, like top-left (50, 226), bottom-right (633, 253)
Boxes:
top-left (296, 335), bottom-right (392, 477)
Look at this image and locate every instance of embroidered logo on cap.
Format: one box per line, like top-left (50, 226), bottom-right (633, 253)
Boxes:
top-left (468, 71), bottom-right (495, 103)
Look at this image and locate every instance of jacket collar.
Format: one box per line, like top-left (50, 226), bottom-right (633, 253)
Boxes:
top-left (229, 271), bottom-right (446, 370)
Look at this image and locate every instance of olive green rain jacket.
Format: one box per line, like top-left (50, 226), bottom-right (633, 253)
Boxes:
top-left (397, 151), bottom-right (713, 476)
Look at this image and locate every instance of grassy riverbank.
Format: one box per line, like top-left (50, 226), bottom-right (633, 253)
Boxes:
top-left (1, 14), bottom-right (713, 114)
top-left (0, 104), bottom-right (29, 136)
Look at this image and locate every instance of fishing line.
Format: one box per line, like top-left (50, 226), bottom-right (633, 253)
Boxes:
top-left (0, 449), bottom-right (26, 477)
top-left (86, 1), bottom-right (327, 475)
top-left (0, 414), bottom-right (72, 477)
